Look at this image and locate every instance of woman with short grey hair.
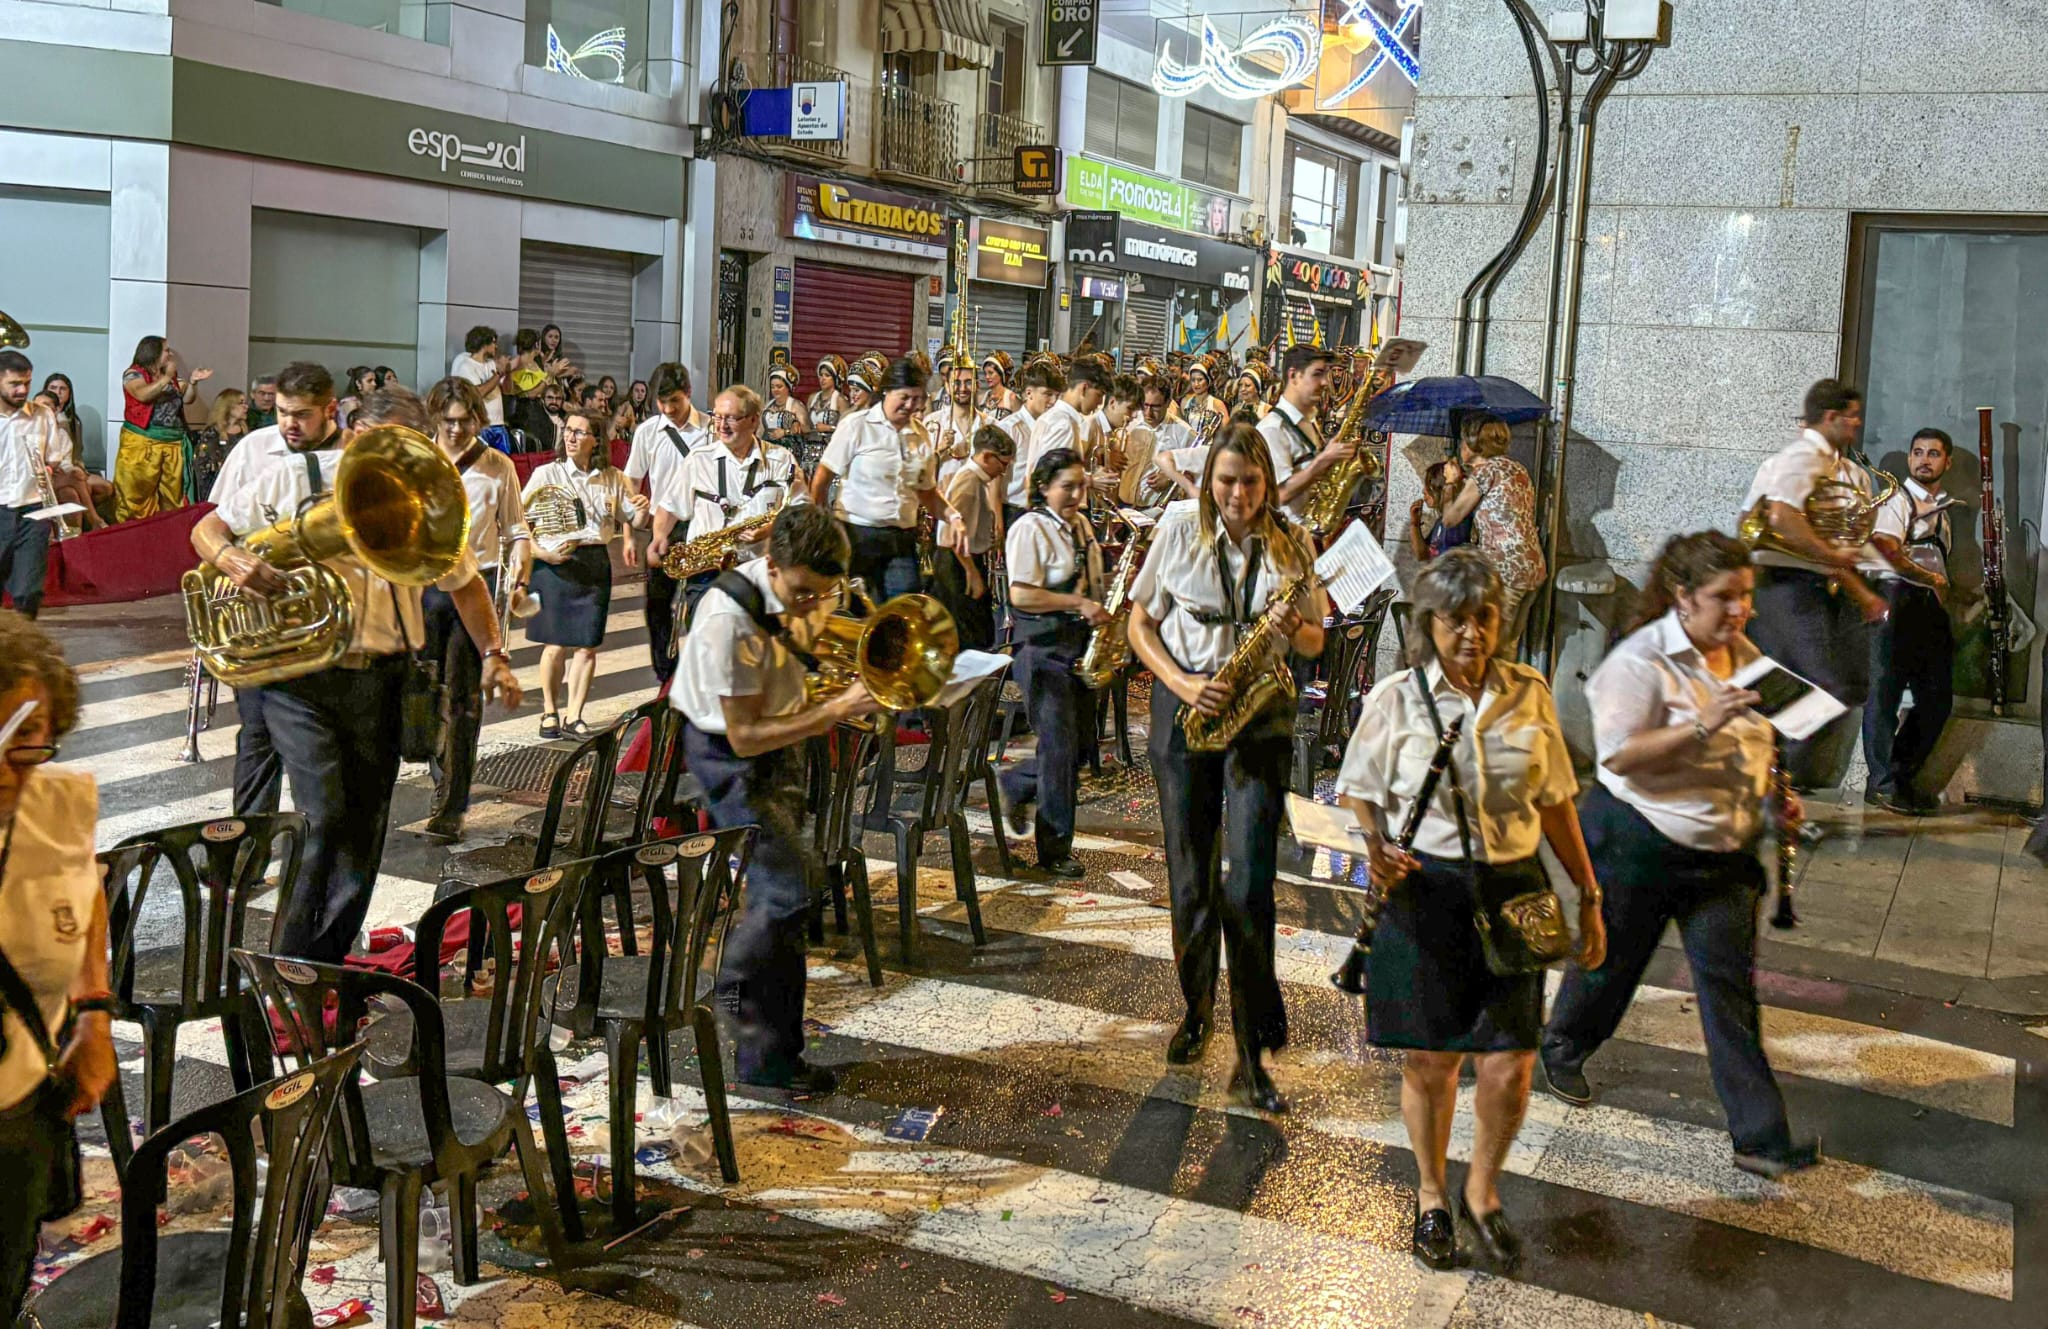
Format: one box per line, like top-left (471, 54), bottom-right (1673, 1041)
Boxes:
top-left (1437, 412), bottom-right (1546, 655)
top-left (1335, 548), bottom-right (1604, 1271)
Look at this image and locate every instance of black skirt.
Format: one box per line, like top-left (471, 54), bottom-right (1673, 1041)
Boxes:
top-left (528, 543), bottom-right (612, 648)
top-left (1366, 853), bottom-right (1548, 1052)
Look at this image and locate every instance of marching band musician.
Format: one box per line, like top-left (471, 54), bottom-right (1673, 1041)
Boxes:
top-left (997, 362), bottom-right (1063, 532)
top-left (1126, 424), bottom-right (1329, 1114)
top-left (626, 363), bottom-right (709, 686)
top-left (656, 386), bottom-right (800, 579)
top-left (997, 447), bottom-right (1108, 880)
top-left (421, 377), bottom-right (532, 842)
top-left (0, 349), bottom-right (66, 620)
top-left (925, 357), bottom-right (987, 483)
top-left (762, 367), bottom-right (812, 452)
top-left (980, 351), bottom-right (1021, 417)
top-left (808, 356), bottom-right (851, 441)
top-left (1740, 380), bottom-right (1892, 788)
top-left (1138, 381), bottom-right (1201, 501)
top-left (1023, 360), bottom-right (1109, 483)
top-left (1233, 363), bottom-right (1272, 422)
top-left (1179, 359), bottom-right (1226, 437)
top-left (1862, 427), bottom-right (1957, 815)
top-left (1541, 531), bottom-right (1819, 1180)
top-left (1335, 548), bottom-right (1602, 1270)
top-left (844, 359), bottom-right (881, 416)
top-left (931, 425), bottom-right (1013, 652)
top-left (809, 357), bottom-right (962, 602)
top-left (524, 411), bottom-right (648, 738)
top-left (191, 374), bottom-right (520, 964)
top-left (1258, 346), bottom-right (1358, 528)
top-left (671, 503), bottom-right (878, 1093)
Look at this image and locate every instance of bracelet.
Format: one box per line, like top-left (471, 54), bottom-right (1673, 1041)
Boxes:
top-left (482, 648), bottom-right (511, 664)
top-left (71, 994), bottom-right (119, 1017)
top-left (1692, 719), bottom-right (1710, 744)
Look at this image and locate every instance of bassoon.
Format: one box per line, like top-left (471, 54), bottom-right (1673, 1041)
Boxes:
top-left (1979, 407), bottom-right (2008, 714)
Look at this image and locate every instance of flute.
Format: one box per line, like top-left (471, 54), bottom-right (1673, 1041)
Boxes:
top-left (1331, 715), bottom-right (1465, 995)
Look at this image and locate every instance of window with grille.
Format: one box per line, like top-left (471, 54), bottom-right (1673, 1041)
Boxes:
top-left (1084, 73), bottom-right (1159, 170)
top-left (1283, 138), bottom-right (1360, 258)
top-left (1183, 106), bottom-right (1244, 194)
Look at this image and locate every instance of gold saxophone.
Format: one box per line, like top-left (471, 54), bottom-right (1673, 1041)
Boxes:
top-left (1179, 572), bottom-right (1308, 752)
top-left (1074, 522), bottom-right (1155, 689)
top-left (662, 489), bottom-right (790, 579)
top-left (1300, 370), bottom-right (1388, 539)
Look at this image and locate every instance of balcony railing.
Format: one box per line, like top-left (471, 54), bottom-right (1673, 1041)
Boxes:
top-left (969, 110), bottom-right (1049, 201)
top-left (874, 84), bottom-right (959, 188)
top-left (736, 51), bottom-right (852, 161)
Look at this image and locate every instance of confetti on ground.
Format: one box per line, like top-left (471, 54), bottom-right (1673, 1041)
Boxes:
top-left (885, 1107), bottom-right (945, 1142)
top-left (1041, 1103), bottom-right (1063, 1118)
top-left (816, 1292), bottom-right (847, 1308)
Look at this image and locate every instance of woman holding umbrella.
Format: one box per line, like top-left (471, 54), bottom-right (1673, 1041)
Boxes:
top-left (1438, 412), bottom-right (1546, 655)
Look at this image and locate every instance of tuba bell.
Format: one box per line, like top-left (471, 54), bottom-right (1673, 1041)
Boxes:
top-left (182, 425), bottom-right (472, 687)
top-left (803, 585), bottom-right (959, 727)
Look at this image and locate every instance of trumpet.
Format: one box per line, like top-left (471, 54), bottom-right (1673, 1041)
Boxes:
top-left (174, 646), bottom-right (219, 765)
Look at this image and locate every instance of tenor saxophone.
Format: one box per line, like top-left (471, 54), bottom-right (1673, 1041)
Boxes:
top-left (1074, 522), bottom-right (1154, 689)
top-left (1300, 370), bottom-right (1387, 539)
top-left (1179, 572), bottom-right (1308, 752)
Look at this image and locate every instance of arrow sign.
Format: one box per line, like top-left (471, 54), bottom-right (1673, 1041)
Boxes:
top-left (1042, 0), bottom-right (1098, 66)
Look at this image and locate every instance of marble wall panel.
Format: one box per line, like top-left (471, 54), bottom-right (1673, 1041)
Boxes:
top-left (1858, 0), bottom-right (2048, 96)
top-left (1607, 204), bottom-right (1847, 333)
top-left (1603, 94), bottom-right (1858, 210)
top-left (1850, 94), bottom-right (2048, 213)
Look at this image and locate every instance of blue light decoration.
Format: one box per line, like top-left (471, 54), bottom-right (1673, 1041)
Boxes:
top-left (544, 24), bottom-right (628, 83)
top-left (1320, 0), bottom-right (1421, 109)
top-left (1152, 15), bottom-right (1323, 99)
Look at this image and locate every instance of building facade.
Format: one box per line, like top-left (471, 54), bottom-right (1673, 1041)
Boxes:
top-left (1, 0), bottom-right (702, 467)
top-left (1399, 0), bottom-right (2048, 799)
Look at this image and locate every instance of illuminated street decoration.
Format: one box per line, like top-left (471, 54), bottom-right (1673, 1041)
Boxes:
top-left (545, 24), bottom-right (628, 83)
top-left (1320, 0), bottom-right (1420, 107)
top-left (1152, 15), bottom-right (1322, 99)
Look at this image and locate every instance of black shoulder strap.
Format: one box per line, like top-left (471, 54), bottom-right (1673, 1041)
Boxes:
top-left (1413, 669), bottom-right (1478, 873)
top-left (0, 827), bottom-right (60, 1071)
top-left (687, 569), bottom-right (820, 671)
top-left (302, 451), bottom-right (325, 497)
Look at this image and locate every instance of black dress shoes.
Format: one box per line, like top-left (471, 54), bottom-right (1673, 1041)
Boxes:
top-left (1165, 1016), bottom-right (1210, 1065)
top-left (1412, 1204), bottom-right (1456, 1270)
top-left (1228, 1060), bottom-right (1288, 1114)
top-left (1456, 1193), bottom-right (1522, 1267)
top-left (1733, 1138), bottom-right (1822, 1179)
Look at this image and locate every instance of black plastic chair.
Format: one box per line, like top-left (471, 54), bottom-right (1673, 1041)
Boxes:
top-left (809, 725), bottom-right (883, 986)
top-left (23, 1044), bottom-right (364, 1329)
top-left (235, 941), bottom-right (569, 1329)
top-left (98, 813), bottom-right (307, 1173)
top-left (554, 828), bottom-right (755, 1224)
top-left (533, 725), bottom-right (621, 870)
top-left (364, 859), bottom-right (599, 1246)
top-left (609, 698), bottom-right (688, 846)
top-left (1291, 587), bottom-right (1399, 793)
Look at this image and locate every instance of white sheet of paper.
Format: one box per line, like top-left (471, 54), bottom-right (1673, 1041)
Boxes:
top-left (1313, 520), bottom-right (1397, 615)
top-left (1286, 793), bottom-right (1369, 854)
top-left (1730, 655), bottom-right (1848, 741)
top-left (0, 699), bottom-right (38, 751)
top-left (934, 649), bottom-right (1011, 708)
top-left (27, 503), bottom-right (85, 522)
top-left (1371, 338), bottom-right (1428, 374)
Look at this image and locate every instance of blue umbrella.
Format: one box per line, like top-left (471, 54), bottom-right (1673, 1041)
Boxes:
top-left (1359, 374), bottom-right (1550, 438)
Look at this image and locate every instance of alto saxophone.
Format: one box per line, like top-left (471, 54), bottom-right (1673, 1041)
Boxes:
top-left (662, 491), bottom-right (789, 579)
top-left (1300, 371), bottom-right (1387, 539)
top-left (1179, 572), bottom-right (1308, 752)
top-left (1074, 521), bottom-right (1154, 689)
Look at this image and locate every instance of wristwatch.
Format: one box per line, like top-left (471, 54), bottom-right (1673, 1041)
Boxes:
top-left (482, 648), bottom-right (511, 665)
top-left (1692, 719), bottom-right (1710, 744)
top-left (71, 993), bottom-right (119, 1017)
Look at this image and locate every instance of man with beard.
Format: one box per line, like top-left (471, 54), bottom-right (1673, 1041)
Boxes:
top-left (1862, 427), bottom-right (1956, 814)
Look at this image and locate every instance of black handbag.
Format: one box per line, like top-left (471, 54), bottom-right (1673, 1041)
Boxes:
top-left (1414, 671), bottom-right (1574, 977)
top-left (392, 585), bottom-right (447, 764)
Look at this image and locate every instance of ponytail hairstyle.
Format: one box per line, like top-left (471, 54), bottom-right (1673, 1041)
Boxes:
top-left (1195, 422), bottom-right (1309, 576)
top-left (1028, 446), bottom-right (1086, 510)
top-left (1628, 530), bottom-right (1753, 634)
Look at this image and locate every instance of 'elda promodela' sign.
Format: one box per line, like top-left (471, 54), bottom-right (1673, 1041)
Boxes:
top-left (786, 173), bottom-right (948, 260)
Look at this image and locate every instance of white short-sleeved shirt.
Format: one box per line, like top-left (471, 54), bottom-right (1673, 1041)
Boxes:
top-left (0, 403), bottom-right (69, 508)
top-left (1869, 477), bottom-right (1953, 581)
top-left (924, 405), bottom-right (987, 463)
top-left (998, 407), bottom-right (1040, 507)
top-left (1741, 428), bottom-right (1873, 573)
top-left (1587, 612), bottom-right (1773, 852)
top-left (943, 464), bottom-right (1000, 556)
top-left (1005, 507), bottom-right (1103, 597)
top-left (0, 766), bottom-right (103, 1110)
top-left (662, 441), bottom-right (799, 539)
top-left (1335, 660), bottom-right (1579, 862)
top-left (669, 558), bottom-right (809, 733)
top-left (457, 445), bottom-right (531, 570)
top-left (1025, 398), bottom-right (1098, 469)
top-left (626, 413), bottom-right (710, 513)
top-left (1258, 398), bottom-right (1322, 519)
top-left (450, 352), bottom-right (504, 425)
top-left (819, 406), bottom-right (935, 528)
top-left (1130, 503), bottom-right (1319, 675)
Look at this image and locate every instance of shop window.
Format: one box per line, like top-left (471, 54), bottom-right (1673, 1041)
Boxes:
top-left (1084, 73), bottom-right (1159, 171)
top-left (527, 0), bottom-right (651, 90)
top-left (1182, 106), bottom-right (1244, 195)
top-left (1284, 137), bottom-right (1359, 258)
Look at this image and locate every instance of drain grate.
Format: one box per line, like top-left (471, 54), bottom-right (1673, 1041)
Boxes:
top-left (473, 743), bottom-right (642, 810)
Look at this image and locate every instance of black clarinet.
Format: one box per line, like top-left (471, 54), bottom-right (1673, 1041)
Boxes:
top-left (1331, 715), bottom-right (1465, 995)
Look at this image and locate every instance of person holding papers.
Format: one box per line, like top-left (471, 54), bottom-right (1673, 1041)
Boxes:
top-left (1540, 531), bottom-right (1820, 1179)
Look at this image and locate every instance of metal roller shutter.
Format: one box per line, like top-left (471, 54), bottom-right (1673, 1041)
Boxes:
top-left (791, 260), bottom-right (918, 396)
top-left (519, 242), bottom-right (635, 386)
top-left (965, 281), bottom-right (1032, 365)
top-left (1125, 291), bottom-right (1171, 359)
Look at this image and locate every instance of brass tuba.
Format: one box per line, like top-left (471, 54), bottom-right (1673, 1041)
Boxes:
top-left (804, 586), bottom-right (959, 728)
top-left (182, 426), bottom-right (471, 687)
top-left (1738, 465), bottom-right (1899, 556)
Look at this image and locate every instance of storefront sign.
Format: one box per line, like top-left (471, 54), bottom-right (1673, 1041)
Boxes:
top-left (1013, 145), bottom-right (1062, 196)
top-left (1062, 156), bottom-right (1229, 236)
top-left (1042, 0), bottom-right (1099, 66)
top-left (1078, 275), bottom-right (1125, 301)
top-left (786, 173), bottom-right (947, 259)
top-left (791, 82), bottom-right (846, 141)
top-left (771, 266), bottom-right (793, 345)
top-left (1065, 213), bottom-right (1257, 293)
top-left (1279, 252), bottom-right (1365, 303)
top-left (972, 219), bottom-right (1051, 287)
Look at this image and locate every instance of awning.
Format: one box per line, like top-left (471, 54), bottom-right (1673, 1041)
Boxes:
top-left (880, 0), bottom-right (993, 69)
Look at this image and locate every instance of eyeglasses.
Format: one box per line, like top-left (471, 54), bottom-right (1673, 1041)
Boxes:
top-left (1434, 612), bottom-right (1499, 638)
top-left (4, 743), bottom-right (59, 768)
top-left (712, 414), bottom-right (750, 426)
top-left (783, 581), bottom-right (844, 613)
top-left (560, 426), bottom-right (594, 440)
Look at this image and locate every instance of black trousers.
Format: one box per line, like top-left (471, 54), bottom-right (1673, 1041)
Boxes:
top-left (1148, 687), bottom-right (1289, 1060)
top-left (265, 658), bottom-right (405, 964)
top-left (847, 523), bottom-right (922, 601)
top-left (1000, 638), bottom-right (1093, 865)
top-left (424, 570), bottom-right (495, 820)
top-left (1863, 580), bottom-right (1953, 797)
top-left (1748, 566), bottom-right (1871, 789)
top-left (231, 686), bottom-right (283, 816)
top-left (683, 724), bottom-right (819, 1081)
top-left (1544, 785), bottom-right (1795, 1156)
top-left (0, 1081), bottom-right (81, 1321)
top-left (0, 504), bottom-right (50, 618)
top-left (930, 548), bottom-right (995, 651)
top-left (646, 565), bottom-right (680, 685)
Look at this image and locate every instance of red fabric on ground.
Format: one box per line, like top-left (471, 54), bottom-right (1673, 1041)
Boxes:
top-left (41, 503), bottom-right (213, 607)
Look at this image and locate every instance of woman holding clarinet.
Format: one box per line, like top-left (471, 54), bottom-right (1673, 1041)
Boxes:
top-left (1335, 548), bottom-right (1604, 1271)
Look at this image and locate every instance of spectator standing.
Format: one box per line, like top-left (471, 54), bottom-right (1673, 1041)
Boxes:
top-left (186, 387), bottom-right (249, 504)
top-left (338, 365), bottom-right (376, 426)
top-left (537, 323), bottom-right (578, 386)
top-left (1437, 412), bottom-right (1546, 656)
top-left (246, 373), bottom-right (278, 430)
top-left (0, 353), bottom-right (69, 615)
top-left (450, 326), bottom-right (505, 426)
top-left (115, 336), bottom-right (208, 521)
top-left (1408, 459), bottom-right (1472, 564)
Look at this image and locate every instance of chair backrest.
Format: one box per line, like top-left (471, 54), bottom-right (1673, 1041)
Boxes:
top-left (1354, 585), bottom-right (1399, 694)
top-left (105, 813), bottom-right (308, 1017)
top-left (911, 671), bottom-right (1010, 823)
top-left (814, 724), bottom-right (877, 860)
top-left (410, 859), bottom-right (595, 1082)
top-left (110, 1043), bottom-right (364, 1329)
top-left (534, 727), bottom-right (621, 869)
top-left (610, 698), bottom-right (686, 847)
top-left (576, 827), bottom-right (754, 1032)
top-left (231, 951), bottom-right (453, 1183)
top-left (1311, 586), bottom-right (1400, 748)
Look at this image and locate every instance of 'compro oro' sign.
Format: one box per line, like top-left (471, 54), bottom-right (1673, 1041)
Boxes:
top-left (787, 173), bottom-right (948, 260)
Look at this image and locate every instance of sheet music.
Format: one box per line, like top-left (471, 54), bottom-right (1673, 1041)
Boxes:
top-left (1313, 521), bottom-right (1397, 615)
top-left (27, 503), bottom-right (86, 523)
top-left (1371, 338), bottom-right (1428, 374)
top-left (934, 650), bottom-right (1010, 708)
top-left (1730, 655), bottom-right (1848, 741)
top-left (1286, 793), bottom-right (1369, 853)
